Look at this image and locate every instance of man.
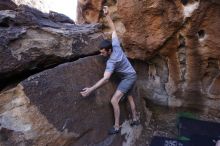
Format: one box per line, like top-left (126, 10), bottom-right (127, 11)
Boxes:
top-left (80, 6), bottom-right (139, 135)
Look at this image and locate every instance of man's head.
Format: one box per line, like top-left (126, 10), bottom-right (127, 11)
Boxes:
top-left (99, 39), bottom-right (112, 57)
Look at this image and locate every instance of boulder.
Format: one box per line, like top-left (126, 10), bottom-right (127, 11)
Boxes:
top-left (0, 56), bottom-right (143, 146)
top-left (0, 5), bottom-right (103, 90)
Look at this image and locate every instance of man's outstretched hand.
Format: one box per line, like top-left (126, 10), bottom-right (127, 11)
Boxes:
top-left (80, 87), bottom-right (92, 97)
top-left (103, 6), bottom-right (109, 16)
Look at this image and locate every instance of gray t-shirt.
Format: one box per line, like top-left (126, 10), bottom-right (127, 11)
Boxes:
top-left (105, 31), bottom-right (136, 75)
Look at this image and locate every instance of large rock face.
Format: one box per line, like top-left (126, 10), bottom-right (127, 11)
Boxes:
top-left (0, 56), bottom-right (144, 146)
top-left (117, 0), bottom-right (183, 60)
top-left (0, 0), bottom-right (220, 145)
top-left (163, 0), bottom-right (220, 107)
top-left (0, 3), bottom-right (102, 90)
top-left (0, 4), bottom-right (145, 145)
top-left (77, 0), bottom-right (220, 110)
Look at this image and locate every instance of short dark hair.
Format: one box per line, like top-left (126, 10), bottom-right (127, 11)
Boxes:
top-left (99, 39), bottom-right (112, 51)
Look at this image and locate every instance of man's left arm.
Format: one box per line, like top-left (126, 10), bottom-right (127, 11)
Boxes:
top-left (80, 71), bottom-right (112, 97)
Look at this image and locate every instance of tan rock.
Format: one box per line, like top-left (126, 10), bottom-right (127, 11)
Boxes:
top-left (0, 56), bottom-right (145, 145)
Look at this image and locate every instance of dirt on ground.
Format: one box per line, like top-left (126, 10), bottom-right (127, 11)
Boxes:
top-left (136, 101), bottom-right (220, 146)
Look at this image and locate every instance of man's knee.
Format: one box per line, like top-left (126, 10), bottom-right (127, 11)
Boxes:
top-left (111, 98), bottom-right (118, 105)
top-left (111, 90), bottom-right (124, 105)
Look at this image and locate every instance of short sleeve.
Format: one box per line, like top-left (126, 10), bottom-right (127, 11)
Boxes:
top-left (105, 60), bottom-right (116, 73)
top-left (112, 31), bottom-right (120, 47)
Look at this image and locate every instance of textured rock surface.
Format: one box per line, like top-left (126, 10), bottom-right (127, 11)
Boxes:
top-left (49, 11), bottom-right (75, 24)
top-left (0, 0), bottom-right (17, 10)
top-left (77, 0), bottom-right (220, 110)
top-left (77, 0), bottom-right (103, 24)
top-left (1, 1), bottom-right (145, 146)
top-left (117, 0), bottom-right (183, 60)
top-left (0, 4), bottom-right (102, 90)
top-left (0, 56), bottom-right (145, 146)
top-left (0, 0), bottom-right (220, 145)
top-left (11, 0), bottom-right (48, 12)
top-left (163, 0), bottom-right (220, 106)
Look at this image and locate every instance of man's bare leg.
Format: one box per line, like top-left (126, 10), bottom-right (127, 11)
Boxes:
top-left (128, 95), bottom-right (138, 121)
top-left (216, 140), bottom-right (220, 146)
top-left (110, 90), bottom-right (124, 129)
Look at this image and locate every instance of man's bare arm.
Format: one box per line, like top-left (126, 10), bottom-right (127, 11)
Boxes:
top-left (90, 71), bottom-right (112, 91)
top-left (80, 71), bottom-right (112, 97)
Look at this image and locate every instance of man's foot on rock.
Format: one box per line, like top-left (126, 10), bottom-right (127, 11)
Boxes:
top-left (108, 126), bottom-right (120, 135)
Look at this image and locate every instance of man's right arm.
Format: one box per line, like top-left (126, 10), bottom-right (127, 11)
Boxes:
top-left (80, 71), bottom-right (112, 97)
top-left (103, 6), bottom-right (121, 48)
top-left (89, 71), bottom-right (112, 92)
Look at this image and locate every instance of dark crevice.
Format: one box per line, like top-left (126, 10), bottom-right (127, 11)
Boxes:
top-left (0, 51), bottom-right (100, 92)
top-left (0, 18), bottom-right (12, 28)
top-left (0, 22), bottom-right (10, 27)
top-left (207, 58), bottom-right (219, 69)
top-left (178, 34), bottom-right (186, 48)
top-left (197, 29), bottom-right (205, 39)
top-left (178, 34), bottom-right (186, 81)
top-left (0, 127), bottom-right (13, 141)
top-left (181, 0), bottom-right (188, 5)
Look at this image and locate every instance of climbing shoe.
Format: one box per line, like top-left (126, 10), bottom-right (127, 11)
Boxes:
top-left (108, 126), bottom-right (120, 135)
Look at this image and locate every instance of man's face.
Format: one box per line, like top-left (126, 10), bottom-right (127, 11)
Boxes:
top-left (100, 48), bottom-right (111, 57)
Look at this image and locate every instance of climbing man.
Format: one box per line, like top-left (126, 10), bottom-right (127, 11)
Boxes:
top-left (80, 6), bottom-right (139, 135)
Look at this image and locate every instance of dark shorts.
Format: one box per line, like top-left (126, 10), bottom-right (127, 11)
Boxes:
top-left (117, 72), bottom-right (137, 98)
